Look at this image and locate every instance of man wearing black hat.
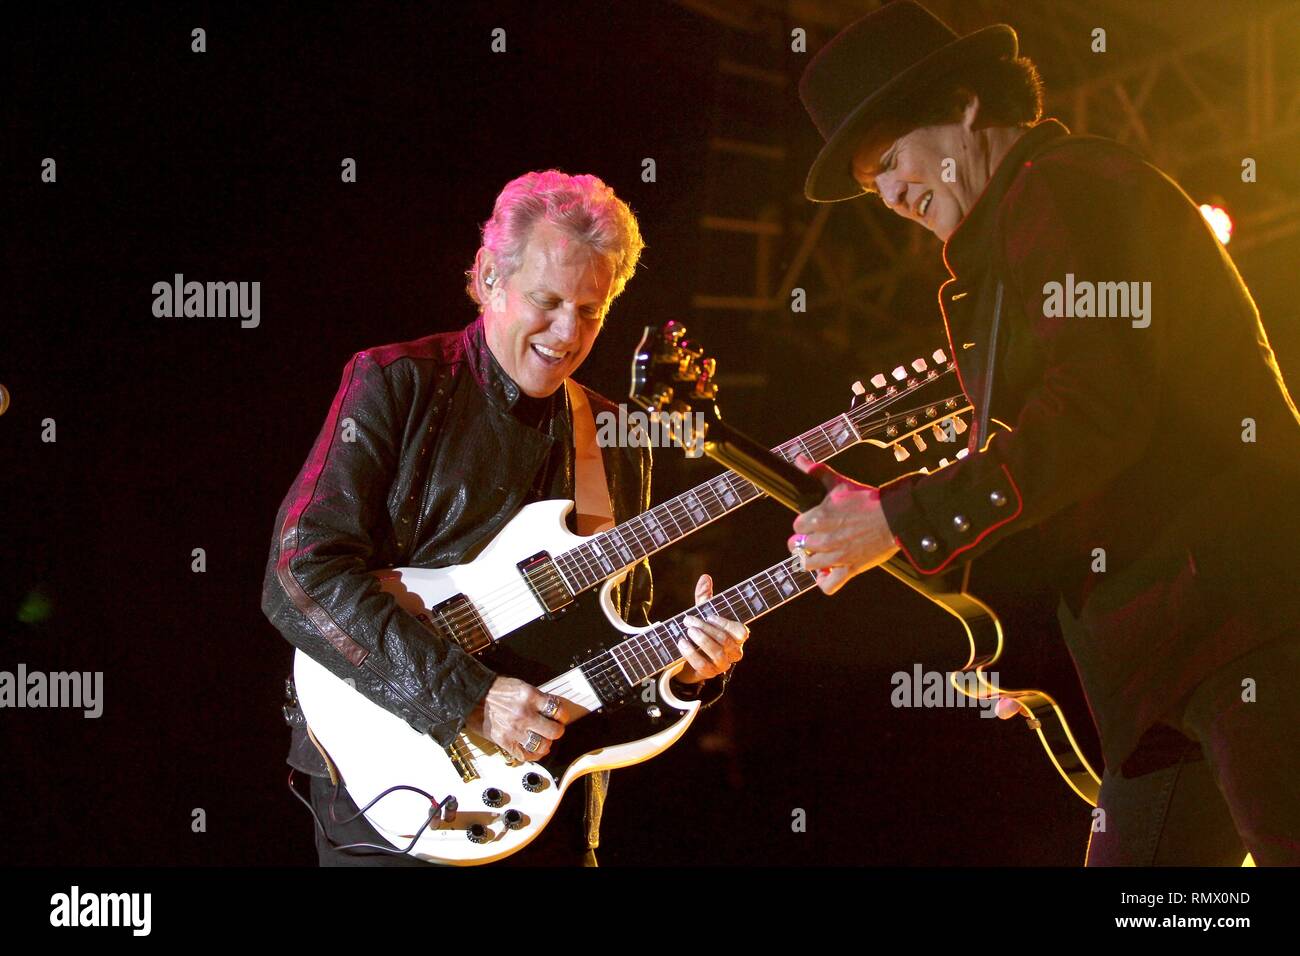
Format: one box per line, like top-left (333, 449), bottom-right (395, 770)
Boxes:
top-left (789, 1), bottom-right (1300, 865)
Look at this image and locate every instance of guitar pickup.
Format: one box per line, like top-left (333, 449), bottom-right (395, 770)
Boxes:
top-left (517, 552), bottom-right (574, 617)
top-left (428, 595), bottom-right (492, 654)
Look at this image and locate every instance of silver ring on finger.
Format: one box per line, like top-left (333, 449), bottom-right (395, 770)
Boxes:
top-left (524, 731), bottom-right (543, 753)
top-left (540, 696), bottom-right (559, 719)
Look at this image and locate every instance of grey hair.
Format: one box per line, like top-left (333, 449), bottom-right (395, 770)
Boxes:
top-left (466, 169), bottom-right (645, 310)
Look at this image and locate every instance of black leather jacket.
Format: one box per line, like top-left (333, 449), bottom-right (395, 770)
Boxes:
top-left (261, 316), bottom-right (670, 775)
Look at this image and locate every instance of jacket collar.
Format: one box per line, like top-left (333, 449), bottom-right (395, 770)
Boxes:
top-left (943, 118), bottom-right (1070, 278)
top-left (463, 314), bottom-right (567, 426)
top-left (465, 314), bottom-right (526, 411)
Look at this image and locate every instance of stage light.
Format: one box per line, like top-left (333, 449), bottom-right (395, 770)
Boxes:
top-left (1199, 203), bottom-right (1233, 245)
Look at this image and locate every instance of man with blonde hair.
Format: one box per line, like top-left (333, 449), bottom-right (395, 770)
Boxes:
top-left (263, 170), bottom-right (747, 865)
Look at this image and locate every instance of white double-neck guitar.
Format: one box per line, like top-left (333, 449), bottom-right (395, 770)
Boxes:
top-left (293, 328), bottom-right (968, 861)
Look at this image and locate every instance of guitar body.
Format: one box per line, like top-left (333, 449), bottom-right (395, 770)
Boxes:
top-left (881, 551), bottom-right (1103, 807)
top-left (376, 497), bottom-right (592, 648)
top-left (294, 574), bottom-right (701, 865)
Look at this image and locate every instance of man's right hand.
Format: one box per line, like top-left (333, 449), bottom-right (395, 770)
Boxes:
top-left (464, 677), bottom-right (577, 763)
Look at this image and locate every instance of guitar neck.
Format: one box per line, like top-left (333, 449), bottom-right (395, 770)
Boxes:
top-left (554, 372), bottom-right (961, 594)
top-left (584, 556), bottom-right (818, 696)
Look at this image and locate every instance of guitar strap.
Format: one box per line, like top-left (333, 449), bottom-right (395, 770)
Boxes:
top-left (565, 379), bottom-right (615, 535)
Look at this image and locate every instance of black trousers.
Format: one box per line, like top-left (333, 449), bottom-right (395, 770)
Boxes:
top-left (1085, 634), bottom-right (1300, 866)
top-left (307, 772), bottom-right (592, 867)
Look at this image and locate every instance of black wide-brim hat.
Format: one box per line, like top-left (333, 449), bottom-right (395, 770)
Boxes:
top-left (799, 1), bottom-right (1018, 202)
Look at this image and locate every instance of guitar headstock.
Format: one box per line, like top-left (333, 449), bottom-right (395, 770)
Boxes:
top-left (630, 322), bottom-right (720, 424)
top-left (841, 348), bottom-right (975, 471)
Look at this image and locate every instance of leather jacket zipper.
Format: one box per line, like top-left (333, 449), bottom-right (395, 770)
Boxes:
top-left (363, 658), bottom-right (443, 727)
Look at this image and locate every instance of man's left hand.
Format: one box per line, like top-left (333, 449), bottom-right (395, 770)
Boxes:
top-left (674, 574), bottom-right (748, 683)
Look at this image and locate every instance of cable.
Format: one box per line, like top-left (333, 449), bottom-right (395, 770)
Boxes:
top-left (287, 768), bottom-right (454, 858)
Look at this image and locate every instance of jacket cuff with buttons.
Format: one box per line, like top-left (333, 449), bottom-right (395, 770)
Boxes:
top-left (879, 448), bottom-right (1023, 575)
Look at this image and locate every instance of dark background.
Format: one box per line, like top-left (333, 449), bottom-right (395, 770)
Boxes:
top-left (5, 1), bottom-right (1297, 866)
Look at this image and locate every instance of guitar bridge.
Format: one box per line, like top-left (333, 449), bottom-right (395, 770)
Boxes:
top-left (445, 736), bottom-right (479, 783)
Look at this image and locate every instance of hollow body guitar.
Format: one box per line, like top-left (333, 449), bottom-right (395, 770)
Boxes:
top-left (878, 424), bottom-right (1103, 808)
top-left (632, 324), bottom-right (1104, 808)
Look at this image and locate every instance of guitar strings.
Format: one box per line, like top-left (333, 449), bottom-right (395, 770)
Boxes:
top-left (422, 382), bottom-right (965, 637)
top-left (448, 557), bottom-right (817, 763)
top-left (422, 371), bottom-right (958, 628)
top-left (422, 390), bottom-right (964, 638)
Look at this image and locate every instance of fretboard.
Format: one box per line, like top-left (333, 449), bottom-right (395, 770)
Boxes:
top-left (552, 366), bottom-right (959, 594)
top-left (553, 411), bottom-right (863, 593)
top-left (581, 556), bottom-right (817, 699)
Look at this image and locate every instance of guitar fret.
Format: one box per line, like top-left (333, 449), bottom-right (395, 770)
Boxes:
top-left (644, 632), bottom-right (673, 669)
top-left (657, 501), bottom-right (688, 538)
top-left (589, 539), bottom-right (615, 576)
top-left (606, 528), bottom-right (636, 565)
top-left (610, 643), bottom-right (635, 684)
top-left (643, 511), bottom-right (669, 546)
top-left (837, 412), bottom-right (861, 444)
top-left (651, 626), bottom-right (678, 665)
top-left (683, 491), bottom-right (708, 524)
top-left (568, 548), bottom-right (589, 589)
top-left (773, 562), bottom-right (797, 596)
top-left (710, 475), bottom-right (738, 507)
top-left (632, 637), bottom-right (658, 678)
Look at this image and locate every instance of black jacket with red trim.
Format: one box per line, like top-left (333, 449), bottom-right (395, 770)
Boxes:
top-left (879, 119), bottom-right (1300, 771)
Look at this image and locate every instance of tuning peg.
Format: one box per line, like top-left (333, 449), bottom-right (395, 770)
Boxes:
top-left (911, 358), bottom-right (928, 373)
top-left (851, 380), bottom-right (866, 396)
top-left (918, 466), bottom-right (929, 475)
top-left (937, 457), bottom-right (950, 468)
top-left (912, 433), bottom-right (927, 452)
top-left (870, 373), bottom-right (888, 389)
top-left (952, 417), bottom-right (968, 434)
top-left (955, 448), bottom-right (969, 459)
top-left (932, 348), bottom-right (948, 364)
top-left (930, 423), bottom-right (947, 441)
top-left (893, 444), bottom-right (910, 462)
top-left (891, 366), bottom-right (907, 381)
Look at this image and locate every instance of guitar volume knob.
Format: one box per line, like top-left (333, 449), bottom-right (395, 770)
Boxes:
top-left (466, 824), bottom-right (489, 843)
top-left (522, 772), bottom-right (545, 793)
top-left (482, 787), bottom-right (505, 808)
top-left (503, 809), bottom-right (524, 830)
